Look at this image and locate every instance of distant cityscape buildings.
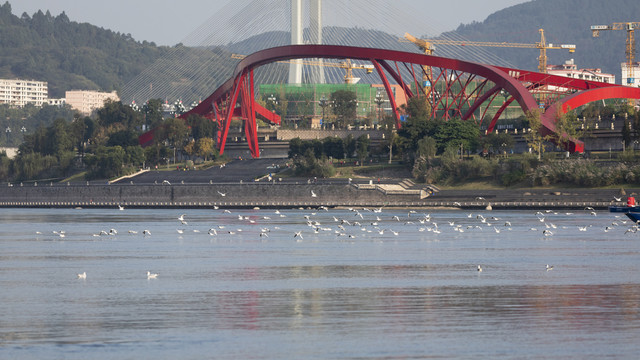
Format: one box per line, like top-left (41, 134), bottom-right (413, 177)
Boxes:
top-left (0, 79), bottom-right (48, 107)
top-left (0, 78), bottom-right (121, 115)
top-left (546, 59), bottom-right (615, 84)
top-left (65, 90), bottom-right (119, 115)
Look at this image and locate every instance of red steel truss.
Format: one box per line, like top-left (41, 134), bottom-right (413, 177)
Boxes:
top-left (140, 45), bottom-right (640, 157)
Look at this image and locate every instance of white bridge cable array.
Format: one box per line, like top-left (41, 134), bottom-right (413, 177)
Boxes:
top-left (120, 0), bottom-right (517, 105)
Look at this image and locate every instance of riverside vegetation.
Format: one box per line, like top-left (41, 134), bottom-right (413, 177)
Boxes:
top-left (288, 96), bottom-right (640, 189)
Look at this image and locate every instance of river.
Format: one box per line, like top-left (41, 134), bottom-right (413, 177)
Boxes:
top-left (1, 207), bottom-right (639, 359)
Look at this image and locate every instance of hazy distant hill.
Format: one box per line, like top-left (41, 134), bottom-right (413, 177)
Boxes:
top-left (441, 0), bottom-right (638, 79)
top-left (0, 2), bottom-right (173, 97)
top-left (1, 0), bottom-right (636, 102)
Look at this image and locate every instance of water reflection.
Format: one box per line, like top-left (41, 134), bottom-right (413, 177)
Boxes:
top-left (1, 208), bottom-right (640, 359)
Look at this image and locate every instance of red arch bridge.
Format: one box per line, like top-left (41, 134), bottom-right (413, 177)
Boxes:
top-left (139, 45), bottom-right (640, 158)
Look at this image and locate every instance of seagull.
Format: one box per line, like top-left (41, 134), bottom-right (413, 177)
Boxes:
top-left (147, 271), bottom-right (158, 279)
top-left (142, 229), bottom-right (151, 236)
top-left (176, 229), bottom-right (184, 234)
top-left (477, 265), bottom-right (483, 272)
top-left (294, 231), bottom-right (303, 240)
top-left (118, 205), bottom-right (124, 211)
top-left (218, 191), bottom-right (226, 197)
top-left (77, 272), bottom-right (87, 279)
top-left (543, 229), bottom-right (553, 236)
top-left (546, 264), bottom-right (554, 271)
top-left (178, 214), bottom-right (186, 221)
top-left (311, 190), bottom-right (317, 197)
top-left (208, 228), bottom-right (217, 236)
top-left (614, 196), bottom-right (622, 202)
top-left (162, 180), bottom-right (171, 185)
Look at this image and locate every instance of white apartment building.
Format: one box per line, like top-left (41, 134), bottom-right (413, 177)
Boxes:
top-left (621, 62), bottom-right (640, 88)
top-left (547, 59), bottom-right (615, 84)
top-left (65, 90), bottom-right (119, 115)
top-left (0, 79), bottom-right (48, 107)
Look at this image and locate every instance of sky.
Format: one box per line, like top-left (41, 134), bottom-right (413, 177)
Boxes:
top-left (10, 0), bottom-right (531, 46)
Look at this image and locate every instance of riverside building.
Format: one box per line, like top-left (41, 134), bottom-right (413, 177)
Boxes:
top-left (0, 78), bottom-right (48, 107)
top-left (65, 90), bottom-right (119, 115)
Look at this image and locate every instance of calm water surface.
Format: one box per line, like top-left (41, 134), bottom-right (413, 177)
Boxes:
top-left (1, 207), bottom-right (639, 359)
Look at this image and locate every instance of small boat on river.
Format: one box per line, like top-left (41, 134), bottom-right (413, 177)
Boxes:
top-left (609, 197), bottom-right (640, 222)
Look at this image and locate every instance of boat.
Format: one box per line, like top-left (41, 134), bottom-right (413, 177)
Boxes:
top-left (609, 197), bottom-right (640, 222)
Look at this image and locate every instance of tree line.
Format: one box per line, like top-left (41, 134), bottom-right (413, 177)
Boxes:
top-left (0, 99), bottom-right (218, 182)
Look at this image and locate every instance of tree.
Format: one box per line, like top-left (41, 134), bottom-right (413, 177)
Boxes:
top-left (143, 99), bottom-right (165, 128)
top-left (344, 134), bottom-right (356, 158)
top-left (163, 118), bottom-right (190, 161)
top-left (288, 137), bottom-right (304, 158)
top-left (322, 136), bottom-right (344, 159)
top-left (330, 90), bottom-right (357, 129)
top-left (416, 136), bottom-right (437, 159)
top-left (97, 100), bottom-right (143, 131)
top-left (356, 134), bottom-right (370, 166)
top-left (187, 114), bottom-right (216, 141)
top-left (107, 129), bottom-right (139, 147)
top-left (433, 119), bottom-right (480, 154)
top-left (402, 96), bottom-right (430, 120)
top-left (481, 132), bottom-right (515, 155)
top-left (524, 110), bottom-right (550, 160)
top-left (195, 137), bottom-right (215, 161)
top-left (552, 108), bottom-right (585, 151)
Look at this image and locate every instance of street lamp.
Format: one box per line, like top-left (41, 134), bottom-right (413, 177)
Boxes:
top-left (319, 95), bottom-right (330, 129)
top-left (267, 94), bottom-right (277, 112)
top-left (374, 92), bottom-right (384, 124)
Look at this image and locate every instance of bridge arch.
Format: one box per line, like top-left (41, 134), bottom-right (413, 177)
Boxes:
top-left (146, 44), bottom-right (640, 158)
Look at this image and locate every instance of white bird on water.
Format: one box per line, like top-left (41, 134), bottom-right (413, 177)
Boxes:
top-left (77, 272), bottom-right (87, 279)
top-left (546, 264), bottom-right (554, 271)
top-left (294, 231), bottom-right (304, 240)
top-left (143, 229), bottom-right (151, 236)
top-left (147, 271), bottom-right (158, 279)
top-left (477, 265), bottom-right (483, 272)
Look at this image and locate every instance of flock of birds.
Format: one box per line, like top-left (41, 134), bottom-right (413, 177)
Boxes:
top-left (32, 200), bottom-right (636, 281)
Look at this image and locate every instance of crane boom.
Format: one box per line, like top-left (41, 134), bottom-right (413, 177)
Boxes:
top-left (591, 22), bottom-right (640, 84)
top-left (402, 29), bottom-right (576, 73)
top-left (591, 22), bottom-right (640, 105)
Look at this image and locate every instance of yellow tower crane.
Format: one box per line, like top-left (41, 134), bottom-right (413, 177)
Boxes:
top-left (591, 22), bottom-right (640, 87)
top-left (231, 54), bottom-right (374, 84)
top-left (403, 29), bottom-right (575, 74)
top-left (402, 30), bottom-right (575, 97)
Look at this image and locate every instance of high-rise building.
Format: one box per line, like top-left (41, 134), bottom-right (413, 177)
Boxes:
top-left (0, 78), bottom-right (48, 107)
top-left (65, 90), bottom-right (119, 115)
top-left (621, 62), bottom-right (640, 87)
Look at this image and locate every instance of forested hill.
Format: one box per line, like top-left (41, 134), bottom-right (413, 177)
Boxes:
top-left (442, 0), bottom-right (638, 78)
top-left (0, 2), bottom-right (169, 98)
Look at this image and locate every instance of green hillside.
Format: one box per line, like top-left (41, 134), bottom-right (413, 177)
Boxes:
top-left (0, 2), bottom-right (169, 98)
top-left (443, 0), bottom-right (638, 79)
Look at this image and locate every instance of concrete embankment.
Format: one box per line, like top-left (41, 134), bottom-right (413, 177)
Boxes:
top-left (0, 182), bottom-right (633, 210)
